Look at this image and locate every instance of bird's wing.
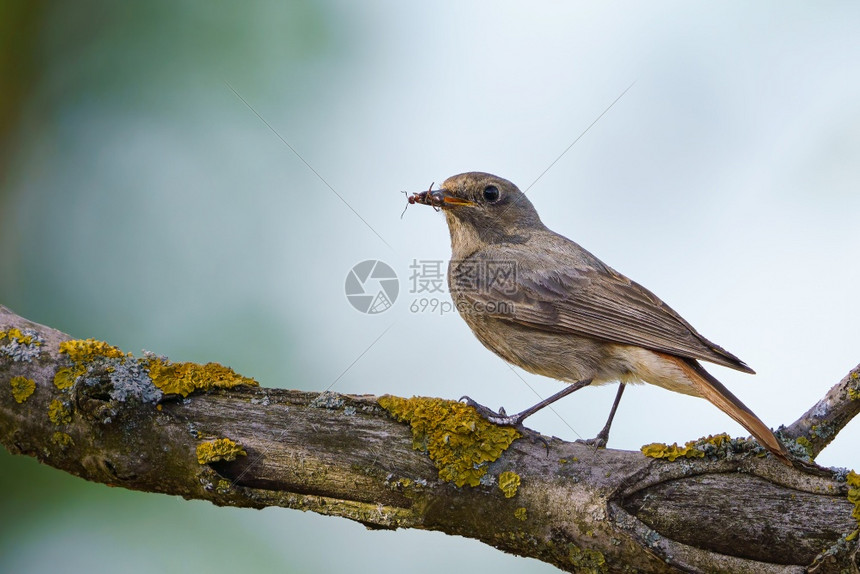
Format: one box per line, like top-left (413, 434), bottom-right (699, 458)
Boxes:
top-left (450, 250), bottom-right (754, 373)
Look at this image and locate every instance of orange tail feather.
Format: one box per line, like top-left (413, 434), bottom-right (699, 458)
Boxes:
top-left (670, 356), bottom-right (791, 466)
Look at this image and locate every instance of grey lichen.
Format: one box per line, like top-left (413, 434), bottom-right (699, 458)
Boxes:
top-left (310, 391), bottom-right (344, 409)
top-left (810, 421), bottom-right (836, 441)
top-left (81, 356), bottom-right (163, 404)
top-left (831, 467), bottom-right (852, 482)
top-left (479, 472), bottom-right (497, 487)
top-left (0, 327), bottom-right (45, 363)
top-left (642, 433), bottom-right (768, 463)
top-left (782, 435), bottom-right (814, 461)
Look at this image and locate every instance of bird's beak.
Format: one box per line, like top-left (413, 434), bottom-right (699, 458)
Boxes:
top-left (407, 188), bottom-right (475, 209)
top-left (440, 192), bottom-right (475, 207)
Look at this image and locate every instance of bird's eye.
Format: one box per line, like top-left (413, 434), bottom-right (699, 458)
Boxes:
top-left (483, 185), bottom-right (500, 203)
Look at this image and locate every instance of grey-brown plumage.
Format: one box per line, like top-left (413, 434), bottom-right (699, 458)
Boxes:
top-left (409, 171), bottom-right (790, 465)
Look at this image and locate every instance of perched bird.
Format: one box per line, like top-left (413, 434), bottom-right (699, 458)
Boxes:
top-left (408, 171), bottom-right (791, 465)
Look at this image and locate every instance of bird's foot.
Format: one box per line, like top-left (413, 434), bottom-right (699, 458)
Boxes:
top-left (575, 427), bottom-right (610, 449)
top-left (575, 436), bottom-right (608, 448)
top-left (459, 396), bottom-right (550, 453)
top-left (459, 396), bottom-right (524, 426)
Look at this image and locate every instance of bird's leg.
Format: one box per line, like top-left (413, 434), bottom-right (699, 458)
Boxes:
top-left (576, 383), bottom-right (625, 448)
top-left (461, 378), bottom-right (593, 427)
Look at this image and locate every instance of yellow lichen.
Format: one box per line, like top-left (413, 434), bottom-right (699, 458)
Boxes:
top-left (147, 358), bottom-right (258, 397)
top-left (55, 339), bottom-right (128, 389)
top-left (848, 371), bottom-right (860, 400)
top-left (849, 376), bottom-right (860, 401)
top-left (641, 440), bottom-right (704, 461)
top-left (567, 544), bottom-right (608, 573)
top-left (847, 471), bottom-right (860, 524)
top-left (53, 367), bottom-right (77, 390)
top-left (59, 338), bottom-right (127, 362)
top-left (377, 395), bottom-right (520, 487)
top-left (215, 479), bottom-right (235, 494)
top-left (514, 507), bottom-right (527, 521)
top-left (196, 438), bottom-right (247, 464)
top-left (641, 433), bottom-right (738, 461)
top-left (702, 433), bottom-right (732, 447)
top-left (52, 432), bottom-right (74, 448)
top-left (48, 399), bottom-right (71, 425)
top-left (10, 376), bottom-right (36, 403)
top-left (795, 436), bottom-right (814, 457)
top-left (1, 327), bottom-right (39, 346)
top-left (498, 470), bottom-right (521, 498)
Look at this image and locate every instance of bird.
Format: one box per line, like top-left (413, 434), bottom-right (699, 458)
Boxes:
top-left (407, 171), bottom-right (791, 466)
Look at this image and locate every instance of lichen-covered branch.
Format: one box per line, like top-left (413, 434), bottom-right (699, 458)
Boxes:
top-left (1, 305), bottom-right (859, 573)
top-left (781, 365), bottom-right (860, 459)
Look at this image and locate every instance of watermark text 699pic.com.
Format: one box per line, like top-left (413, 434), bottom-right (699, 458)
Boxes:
top-left (344, 259), bottom-right (517, 316)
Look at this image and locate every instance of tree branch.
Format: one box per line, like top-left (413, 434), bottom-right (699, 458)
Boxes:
top-left (1, 305), bottom-right (858, 573)
top-left (782, 365), bottom-right (860, 459)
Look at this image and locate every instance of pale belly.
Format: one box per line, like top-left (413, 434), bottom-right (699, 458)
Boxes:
top-left (459, 312), bottom-right (700, 398)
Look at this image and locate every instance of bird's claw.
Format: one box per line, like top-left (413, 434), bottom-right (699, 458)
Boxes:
top-left (459, 396), bottom-right (521, 425)
top-left (575, 436), bottom-right (608, 449)
top-left (459, 396), bottom-right (551, 454)
top-left (575, 426), bottom-right (611, 449)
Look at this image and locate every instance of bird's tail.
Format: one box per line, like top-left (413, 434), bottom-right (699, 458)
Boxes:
top-left (671, 356), bottom-right (792, 466)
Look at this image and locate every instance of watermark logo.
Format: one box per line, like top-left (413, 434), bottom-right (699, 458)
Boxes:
top-left (345, 260), bottom-right (399, 314)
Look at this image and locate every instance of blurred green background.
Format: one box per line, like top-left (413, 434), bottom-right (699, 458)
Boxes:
top-left (2, 2), bottom-right (859, 572)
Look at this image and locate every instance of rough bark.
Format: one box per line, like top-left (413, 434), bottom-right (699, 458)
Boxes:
top-left (1, 305), bottom-right (858, 573)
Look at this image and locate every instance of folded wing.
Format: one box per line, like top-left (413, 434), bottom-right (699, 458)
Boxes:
top-left (450, 248), bottom-right (754, 373)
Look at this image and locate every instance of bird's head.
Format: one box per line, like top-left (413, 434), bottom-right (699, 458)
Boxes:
top-left (408, 172), bottom-right (544, 253)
